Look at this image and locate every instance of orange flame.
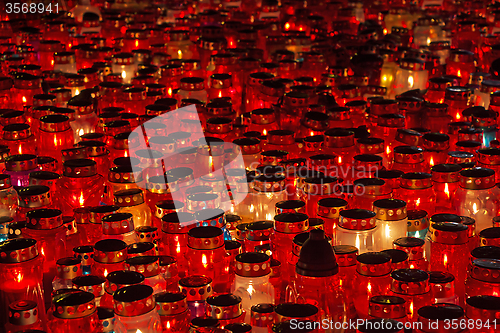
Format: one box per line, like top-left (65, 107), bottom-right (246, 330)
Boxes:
top-left (429, 156), bottom-right (435, 167)
top-left (22, 96), bottom-right (27, 103)
top-left (444, 183), bottom-right (450, 199)
top-left (218, 91), bottom-right (222, 98)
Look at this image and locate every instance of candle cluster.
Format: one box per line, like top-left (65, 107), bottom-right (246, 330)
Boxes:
top-left (2, 0), bottom-right (500, 332)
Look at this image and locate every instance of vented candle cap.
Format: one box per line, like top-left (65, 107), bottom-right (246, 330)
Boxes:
top-left (113, 285), bottom-right (155, 317)
top-left (52, 290), bottom-right (96, 319)
top-left (296, 229), bottom-right (339, 277)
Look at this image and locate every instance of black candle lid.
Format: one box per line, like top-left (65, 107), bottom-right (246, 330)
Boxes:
top-left (190, 316), bottom-right (219, 329)
top-left (296, 229), bottom-right (338, 277)
top-left (274, 303), bottom-right (319, 321)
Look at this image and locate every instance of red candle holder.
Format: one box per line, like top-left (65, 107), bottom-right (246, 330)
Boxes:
top-left (47, 290), bottom-right (99, 333)
top-left (389, 269), bottom-right (432, 322)
top-left (99, 270), bottom-right (145, 310)
top-left (92, 239), bottom-right (128, 279)
top-left (465, 295), bottom-right (500, 333)
top-left (155, 292), bottom-right (191, 332)
top-left (0, 239), bottom-right (46, 330)
top-left (72, 275), bottom-right (106, 307)
top-left (351, 252), bottom-right (393, 318)
top-left (368, 296), bottom-right (407, 325)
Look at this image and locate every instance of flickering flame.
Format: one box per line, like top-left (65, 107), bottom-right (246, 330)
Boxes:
top-left (136, 330), bottom-right (143, 333)
top-left (285, 22), bottom-right (290, 30)
top-left (135, 40), bottom-right (139, 48)
top-left (51, 59), bottom-right (54, 66)
top-left (310, 131), bottom-right (315, 136)
top-left (382, 75), bottom-right (387, 83)
top-left (367, 282), bottom-right (372, 293)
top-left (104, 269), bottom-right (108, 277)
top-left (457, 70), bottom-right (462, 77)
top-left (429, 156), bottom-right (434, 167)
top-left (409, 301), bottom-right (414, 317)
top-left (338, 156), bottom-right (342, 164)
top-left (22, 96), bottom-right (27, 103)
top-left (78, 128), bottom-right (85, 137)
top-left (74, 88), bottom-right (80, 96)
top-left (455, 112), bottom-right (461, 120)
top-left (427, 37), bottom-right (431, 45)
top-left (472, 202), bottom-right (479, 214)
top-left (168, 87), bottom-right (172, 97)
top-left (386, 145), bottom-right (391, 155)
top-left (121, 70), bottom-right (127, 79)
top-left (202, 254), bottom-right (208, 268)
top-left (263, 129), bottom-right (267, 136)
top-left (41, 247), bottom-right (45, 256)
top-left (247, 284), bottom-right (255, 295)
top-left (443, 254), bottom-right (448, 268)
top-left (218, 91), bottom-right (222, 98)
top-left (176, 242), bottom-right (181, 254)
top-left (79, 192), bottom-right (85, 206)
top-left (408, 75), bottom-right (414, 89)
top-left (15, 272), bottom-right (23, 283)
top-left (178, 49), bottom-right (183, 58)
top-left (249, 204), bottom-right (255, 212)
top-left (416, 198), bottom-right (421, 207)
top-left (410, 263), bottom-right (415, 269)
top-left (383, 28), bottom-right (388, 35)
top-left (444, 183), bottom-right (450, 199)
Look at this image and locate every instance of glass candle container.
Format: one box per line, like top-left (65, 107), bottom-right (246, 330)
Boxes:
top-left (52, 257), bottom-right (82, 292)
top-left (12, 73), bottom-right (43, 108)
top-left (290, 229), bottom-right (347, 326)
top-left (231, 252), bottom-right (274, 322)
top-left (38, 115), bottom-right (75, 160)
top-left (101, 213), bottom-right (139, 245)
top-left (352, 178), bottom-right (392, 212)
top-left (16, 185), bottom-right (52, 223)
top-left (0, 239), bottom-right (45, 330)
top-left (336, 209), bottom-right (378, 254)
top-left (373, 199), bottom-right (408, 252)
top-left (4, 154), bottom-right (39, 188)
top-left (72, 275), bottom-right (106, 307)
top-left (0, 174), bottom-right (17, 218)
top-left (422, 133), bottom-right (450, 168)
top-left (100, 270), bottom-right (145, 310)
top-left (73, 245), bottom-right (94, 276)
top-left (393, 237), bottom-right (428, 271)
top-left (272, 213), bottom-right (309, 281)
top-left (302, 175), bottom-right (341, 218)
top-left (179, 275), bottom-right (214, 320)
top-left (155, 292), bottom-right (191, 332)
top-left (57, 159), bottom-right (105, 215)
top-left (5, 299), bottom-right (44, 333)
top-left (447, 50), bottom-right (476, 86)
top-left (2, 123), bottom-right (37, 156)
top-left (351, 252), bottom-right (393, 319)
top-left (429, 222), bottom-right (469, 306)
top-left (47, 290), bottom-right (99, 333)
top-left (114, 189), bottom-right (152, 228)
top-left (465, 257), bottom-right (500, 299)
top-left (317, 198), bottom-right (348, 239)
top-left (106, 165), bottom-right (142, 205)
top-left (250, 170), bottom-right (286, 221)
top-left (185, 226), bottom-right (228, 292)
top-left (453, 167), bottom-right (500, 232)
top-left (368, 295), bottom-right (407, 324)
top-left (93, 239), bottom-right (128, 279)
top-left (445, 86), bottom-right (473, 122)
top-left (125, 256), bottom-right (166, 295)
top-left (391, 146), bottom-right (425, 173)
top-left (465, 295), bottom-right (500, 333)
top-left (431, 164), bottom-right (462, 214)
top-left (177, 77), bottom-right (207, 103)
top-left (323, 128), bottom-right (356, 166)
top-left (111, 53), bottom-right (136, 85)
top-left (395, 173), bottom-right (435, 215)
top-left (416, 303), bottom-right (467, 333)
top-left (428, 270), bottom-right (459, 305)
top-left (389, 269), bottom-right (432, 322)
top-left (393, 59), bottom-right (428, 97)
top-left (113, 285), bottom-right (161, 333)
top-left (244, 221), bottom-right (273, 253)
top-left (205, 294), bottom-right (245, 328)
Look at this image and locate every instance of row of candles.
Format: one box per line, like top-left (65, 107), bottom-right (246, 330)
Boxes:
top-left (4, 0), bottom-right (500, 332)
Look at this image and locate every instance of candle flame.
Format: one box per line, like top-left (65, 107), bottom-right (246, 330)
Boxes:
top-left (383, 28), bottom-right (388, 35)
top-left (429, 156), bottom-right (434, 167)
top-left (355, 234), bottom-right (361, 250)
top-left (168, 87), bottom-right (172, 97)
top-left (166, 322), bottom-right (171, 329)
top-left (409, 301), bottom-right (414, 317)
top-left (408, 75), bottom-right (414, 89)
top-left (202, 254), bottom-right (208, 267)
top-left (410, 263), bottom-right (415, 269)
top-left (443, 254), bottom-right (448, 268)
top-left (78, 128), bottom-right (85, 137)
top-left (455, 112), bottom-right (461, 120)
top-left (338, 156), bottom-right (342, 164)
top-left (79, 192), bottom-right (85, 206)
top-left (41, 247), bottom-right (45, 256)
top-left (285, 22), bottom-right (290, 30)
top-left (310, 131), bottom-right (315, 136)
top-left (121, 70), bottom-right (127, 79)
top-left (22, 96), bottom-right (27, 103)
top-left (247, 284), bottom-right (255, 294)
top-left (472, 202), bottom-right (479, 214)
top-left (457, 69), bottom-right (461, 77)
top-left (15, 272), bottom-right (23, 283)
top-left (218, 91), bottom-right (222, 98)
top-left (51, 59), bottom-right (54, 66)
top-left (386, 145), bottom-right (391, 155)
top-left (176, 242), bottom-right (181, 254)
top-left (74, 88), bottom-right (80, 96)
top-left (135, 40), bottom-right (139, 48)
top-left (263, 129), bottom-right (267, 136)
top-left (367, 282), bottom-right (372, 293)
top-left (416, 198), bottom-right (421, 208)
top-left (104, 269), bottom-right (108, 277)
top-left (178, 50), bottom-right (182, 59)
top-left (444, 183), bottom-right (450, 198)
